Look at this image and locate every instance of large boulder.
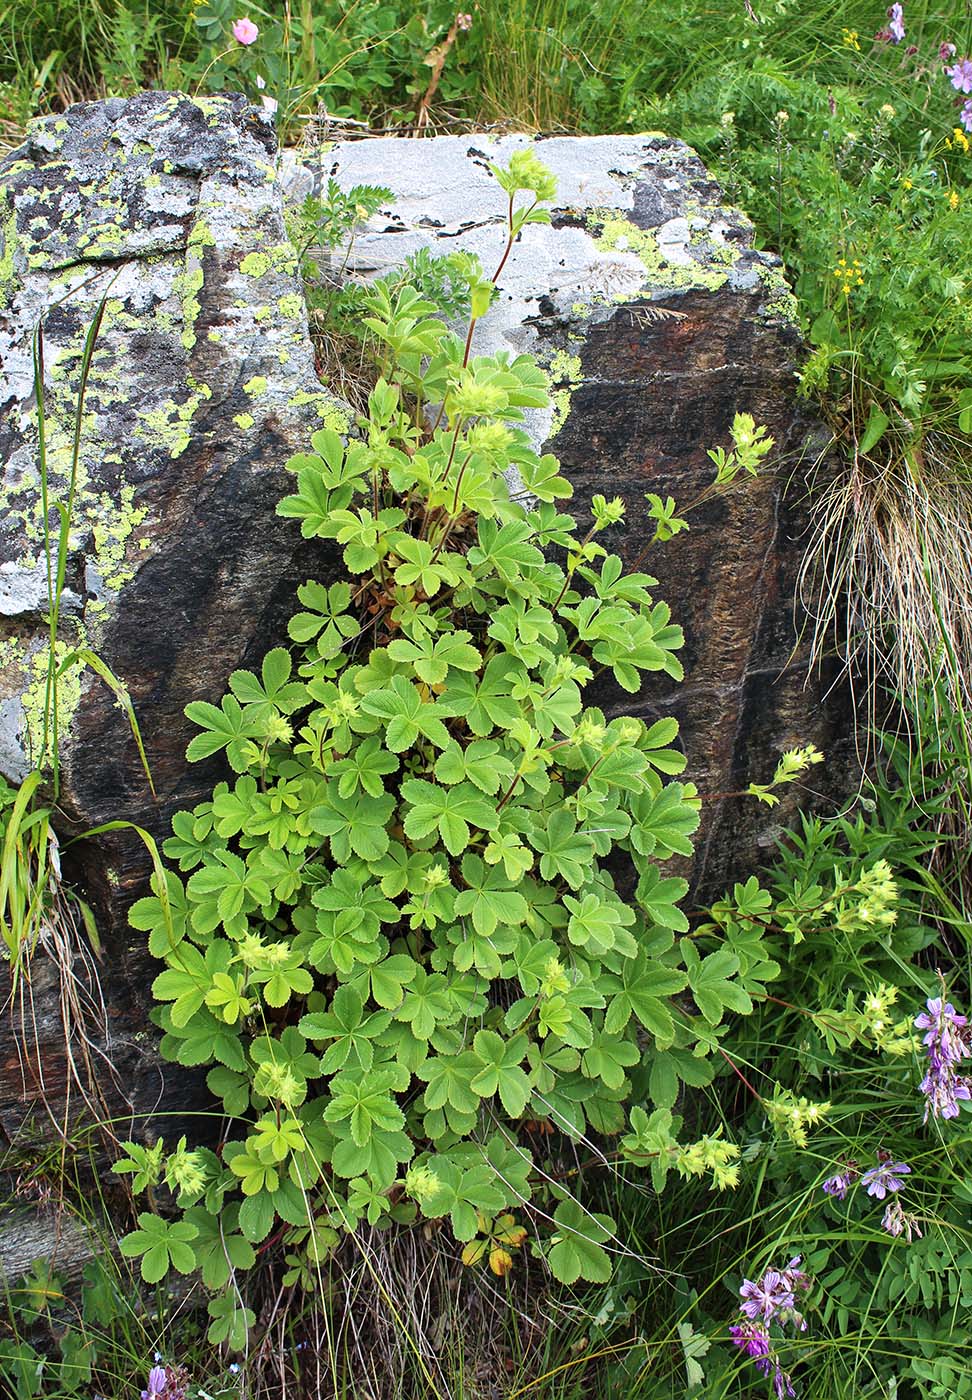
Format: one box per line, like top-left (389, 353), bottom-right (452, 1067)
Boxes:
top-left (0, 105), bottom-right (849, 1189)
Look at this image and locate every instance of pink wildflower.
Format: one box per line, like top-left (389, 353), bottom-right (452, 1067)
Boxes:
top-left (888, 4), bottom-right (905, 43)
top-left (232, 17), bottom-right (259, 45)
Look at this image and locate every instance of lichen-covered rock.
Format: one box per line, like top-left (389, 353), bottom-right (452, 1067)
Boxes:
top-left (0, 92), bottom-right (349, 1151)
top-left (282, 132), bottom-right (848, 894)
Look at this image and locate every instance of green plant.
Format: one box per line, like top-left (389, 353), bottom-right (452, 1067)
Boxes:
top-left (121, 151), bottom-right (776, 1350)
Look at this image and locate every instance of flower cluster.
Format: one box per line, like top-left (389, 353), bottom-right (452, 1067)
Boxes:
top-left (832, 255), bottom-right (864, 295)
top-left (915, 992), bottom-right (972, 1121)
top-left (730, 1257), bottom-right (810, 1397)
top-left (822, 1152), bottom-right (922, 1240)
top-left (822, 1162), bottom-right (859, 1199)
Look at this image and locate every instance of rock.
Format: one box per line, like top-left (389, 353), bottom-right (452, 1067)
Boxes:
top-left (0, 92), bottom-right (349, 1156)
top-left (282, 132), bottom-right (850, 894)
top-left (0, 108), bottom-right (850, 1197)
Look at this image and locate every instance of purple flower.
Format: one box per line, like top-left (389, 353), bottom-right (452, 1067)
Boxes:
top-left (946, 57), bottom-right (972, 92)
top-left (822, 1169), bottom-right (856, 1199)
top-left (915, 993), bottom-right (972, 1122)
top-left (941, 42), bottom-right (957, 60)
top-left (888, 4), bottom-right (905, 43)
top-left (740, 1269), bottom-right (796, 1324)
top-left (142, 1367), bottom-right (167, 1400)
top-left (730, 1319), bottom-right (796, 1397)
top-left (961, 100), bottom-right (972, 133)
top-left (860, 1159), bottom-right (911, 1200)
top-left (730, 1318), bottom-right (773, 1364)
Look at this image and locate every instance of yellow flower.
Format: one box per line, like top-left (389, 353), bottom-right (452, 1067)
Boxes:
top-left (953, 128), bottom-right (971, 153)
top-left (842, 28), bottom-right (861, 50)
top-left (902, 177), bottom-right (913, 190)
top-left (880, 103), bottom-right (896, 119)
top-left (949, 190), bottom-right (960, 210)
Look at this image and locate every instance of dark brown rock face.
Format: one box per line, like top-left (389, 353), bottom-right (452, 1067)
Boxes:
top-left (0, 92), bottom-right (349, 1164)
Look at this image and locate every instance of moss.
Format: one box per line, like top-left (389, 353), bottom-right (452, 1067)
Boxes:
top-left (287, 390), bottom-right (351, 434)
top-left (589, 210), bottom-right (730, 293)
top-left (0, 631), bottom-right (87, 767)
top-left (243, 376), bottom-right (268, 397)
top-left (86, 483), bottom-right (147, 591)
top-left (173, 262), bottom-right (205, 350)
top-left (240, 251), bottom-right (271, 278)
top-left (136, 385), bottom-right (207, 460)
top-left (546, 350), bottom-right (583, 438)
top-left (240, 244), bottom-right (298, 280)
top-left (188, 221), bottom-right (216, 249)
top-left (756, 263), bottom-right (800, 323)
top-left (233, 412), bottom-right (255, 430)
top-left (0, 204), bottom-right (19, 305)
top-left (277, 292), bottom-right (304, 320)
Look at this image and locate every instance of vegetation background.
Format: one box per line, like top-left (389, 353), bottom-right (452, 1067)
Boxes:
top-left (2, 3), bottom-right (972, 1399)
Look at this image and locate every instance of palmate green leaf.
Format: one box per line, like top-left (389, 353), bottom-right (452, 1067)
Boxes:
top-left (312, 868), bottom-right (399, 940)
top-left (119, 1213), bottom-right (198, 1284)
top-left (277, 464), bottom-right (345, 537)
top-left (186, 850), bottom-right (270, 938)
top-left (581, 1029), bottom-right (639, 1090)
top-left (602, 947), bottom-right (687, 1043)
top-left (153, 941), bottom-right (227, 1028)
top-left (184, 693), bottom-right (263, 770)
top-left (401, 778), bottom-right (497, 855)
top-left (308, 789), bottom-right (394, 863)
top-left (163, 807), bottom-right (219, 872)
top-left (467, 517), bottom-right (545, 581)
top-left (548, 1199), bottom-right (614, 1285)
top-left (647, 1047), bottom-right (715, 1112)
top-left (387, 630), bottom-right (482, 684)
top-left (454, 854), bottom-right (528, 936)
top-left (434, 739), bottom-right (511, 795)
top-left (331, 1126), bottom-right (413, 1187)
top-left (360, 675), bottom-right (451, 753)
top-left (207, 1291), bottom-right (256, 1350)
top-left (300, 985), bottom-right (392, 1073)
top-left (160, 1005), bottom-right (245, 1070)
top-left (309, 907), bottom-right (383, 977)
top-left (417, 1050), bottom-right (482, 1115)
top-left (229, 647), bottom-right (307, 717)
top-left (329, 734), bottom-right (398, 798)
top-left (530, 809), bottom-right (595, 890)
top-left (628, 782), bottom-right (699, 860)
top-left (288, 579), bottom-right (359, 652)
top-left (324, 1067), bottom-right (407, 1147)
top-left (392, 968), bottom-right (460, 1041)
top-left (437, 654), bottom-right (524, 735)
top-left (470, 1030), bottom-right (531, 1118)
top-left (129, 869), bottom-right (190, 958)
top-left (635, 864), bottom-right (690, 933)
top-left (681, 941), bottom-right (753, 1026)
top-left (184, 1204), bottom-right (255, 1290)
